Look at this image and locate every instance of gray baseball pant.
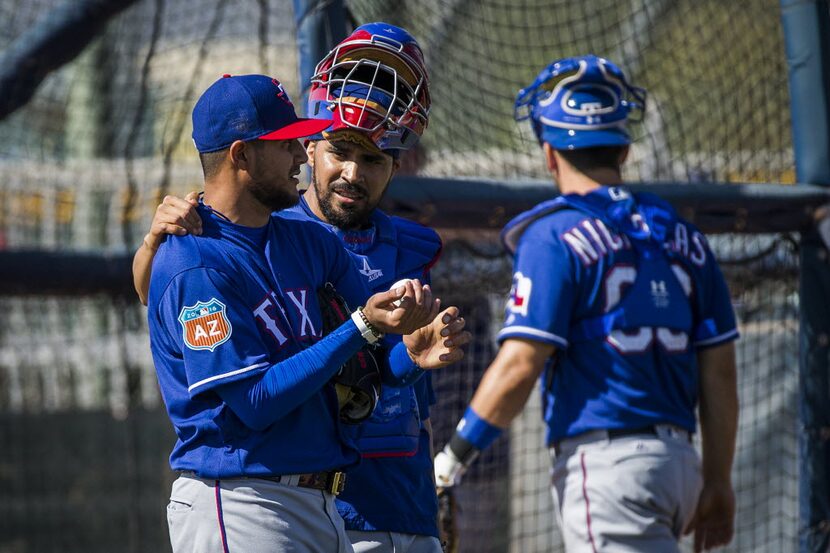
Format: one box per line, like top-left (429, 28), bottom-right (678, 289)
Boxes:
top-left (167, 473), bottom-right (353, 553)
top-left (347, 530), bottom-right (442, 553)
top-left (550, 425), bottom-right (702, 553)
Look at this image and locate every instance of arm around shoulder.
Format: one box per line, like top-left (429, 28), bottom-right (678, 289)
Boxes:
top-left (133, 238), bottom-right (157, 306)
top-left (134, 192), bottom-right (203, 306)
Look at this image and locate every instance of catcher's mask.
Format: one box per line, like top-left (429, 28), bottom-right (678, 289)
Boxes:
top-left (514, 54), bottom-right (646, 150)
top-left (307, 22), bottom-right (430, 152)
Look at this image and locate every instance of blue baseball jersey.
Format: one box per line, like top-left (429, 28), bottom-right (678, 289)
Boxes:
top-left (499, 187), bottom-right (738, 445)
top-left (282, 196), bottom-right (442, 538)
top-left (148, 203), bottom-right (373, 478)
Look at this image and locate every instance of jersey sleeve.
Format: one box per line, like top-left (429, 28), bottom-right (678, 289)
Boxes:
top-left (155, 267), bottom-right (272, 397)
top-left (496, 219), bottom-right (576, 348)
top-left (692, 237), bottom-right (740, 348)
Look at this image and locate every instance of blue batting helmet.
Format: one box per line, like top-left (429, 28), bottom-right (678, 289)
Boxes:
top-left (514, 55), bottom-right (646, 150)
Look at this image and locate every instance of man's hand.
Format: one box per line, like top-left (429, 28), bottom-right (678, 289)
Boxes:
top-left (362, 279), bottom-right (441, 335)
top-left (403, 306), bottom-right (471, 369)
top-left (684, 483), bottom-right (736, 552)
top-left (434, 446), bottom-right (468, 488)
top-left (143, 191), bottom-right (202, 250)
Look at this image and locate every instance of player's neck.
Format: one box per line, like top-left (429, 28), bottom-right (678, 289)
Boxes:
top-left (202, 180), bottom-right (271, 228)
top-left (557, 167), bottom-right (624, 195)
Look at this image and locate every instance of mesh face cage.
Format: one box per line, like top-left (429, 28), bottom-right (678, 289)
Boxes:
top-left (310, 36), bottom-right (430, 149)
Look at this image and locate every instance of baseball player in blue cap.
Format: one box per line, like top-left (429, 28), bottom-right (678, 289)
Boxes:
top-left (146, 72), bottom-right (455, 553)
top-left (135, 24), bottom-right (469, 553)
top-left (434, 55), bottom-right (740, 553)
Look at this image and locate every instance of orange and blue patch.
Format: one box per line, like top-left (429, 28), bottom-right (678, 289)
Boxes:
top-left (178, 298), bottom-right (232, 352)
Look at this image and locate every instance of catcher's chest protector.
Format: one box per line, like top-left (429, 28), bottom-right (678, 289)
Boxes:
top-left (344, 215), bottom-right (440, 457)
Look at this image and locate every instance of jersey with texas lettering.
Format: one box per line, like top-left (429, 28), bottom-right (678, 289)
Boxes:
top-left (281, 196), bottom-right (443, 538)
top-left (148, 203), bottom-right (371, 478)
top-left (499, 187), bottom-right (738, 445)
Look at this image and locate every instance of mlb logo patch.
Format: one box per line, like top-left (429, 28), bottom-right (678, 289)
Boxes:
top-left (508, 272), bottom-right (532, 316)
top-left (179, 298), bottom-right (232, 351)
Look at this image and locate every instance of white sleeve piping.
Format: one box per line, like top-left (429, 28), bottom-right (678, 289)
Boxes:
top-left (188, 361), bottom-right (270, 394)
top-left (694, 328), bottom-right (740, 347)
top-left (497, 326), bottom-right (569, 348)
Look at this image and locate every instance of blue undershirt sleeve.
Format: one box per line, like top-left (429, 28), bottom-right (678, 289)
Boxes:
top-left (215, 319), bottom-right (364, 431)
top-left (386, 340), bottom-right (425, 387)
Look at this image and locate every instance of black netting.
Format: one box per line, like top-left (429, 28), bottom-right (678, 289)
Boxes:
top-left (347, 0), bottom-right (792, 183)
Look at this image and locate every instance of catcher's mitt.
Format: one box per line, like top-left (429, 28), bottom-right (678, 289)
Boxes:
top-left (317, 282), bottom-right (382, 424)
top-left (437, 486), bottom-right (459, 553)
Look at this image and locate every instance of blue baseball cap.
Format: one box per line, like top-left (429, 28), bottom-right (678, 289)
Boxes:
top-left (192, 74), bottom-right (332, 153)
top-left (514, 55), bottom-right (647, 150)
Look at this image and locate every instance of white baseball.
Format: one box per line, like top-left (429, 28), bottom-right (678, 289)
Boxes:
top-left (390, 279), bottom-right (413, 307)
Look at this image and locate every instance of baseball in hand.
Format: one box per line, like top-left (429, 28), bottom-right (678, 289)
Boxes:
top-left (390, 279), bottom-right (413, 307)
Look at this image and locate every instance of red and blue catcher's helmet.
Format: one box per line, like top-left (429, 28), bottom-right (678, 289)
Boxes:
top-left (308, 22), bottom-right (430, 151)
top-left (514, 55), bottom-right (646, 150)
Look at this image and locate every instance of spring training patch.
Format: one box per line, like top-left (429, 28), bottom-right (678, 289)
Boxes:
top-left (179, 298), bottom-right (232, 351)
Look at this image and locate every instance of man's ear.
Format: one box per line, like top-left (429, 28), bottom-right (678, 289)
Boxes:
top-left (390, 157), bottom-right (401, 178)
top-left (229, 140), bottom-right (248, 170)
top-left (543, 142), bottom-right (558, 175)
top-left (306, 140), bottom-right (316, 169)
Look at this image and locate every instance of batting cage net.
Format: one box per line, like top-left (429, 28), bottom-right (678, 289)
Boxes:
top-left (0, 0), bottom-right (806, 552)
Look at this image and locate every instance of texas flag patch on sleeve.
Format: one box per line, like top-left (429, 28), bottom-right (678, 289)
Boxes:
top-left (507, 272), bottom-right (532, 316)
top-left (178, 298), bottom-right (233, 351)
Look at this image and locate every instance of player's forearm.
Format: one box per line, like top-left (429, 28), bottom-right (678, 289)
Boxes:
top-left (470, 361), bottom-right (539, 429)
top-left (434, 339), bottom-right (551, 487)
top-left (384, 341), bottom-right (425, 386)
top-left (132, 240), bottom-right (157, 306)
top-left (217, 319), bottom-right (365, 430)
top-left (469, 341), bottom-right (549, 428)
top-left (697, 341), bottom-right (738, 483)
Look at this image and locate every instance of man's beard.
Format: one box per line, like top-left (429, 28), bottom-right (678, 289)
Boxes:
top-left (312, 167), bottom-right (388, 230)
top-left (249, 177), bottom-right (299, 213)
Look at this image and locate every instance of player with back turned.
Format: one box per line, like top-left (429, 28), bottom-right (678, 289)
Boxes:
top-left (135, 24), bottom-right (469, 553)
top-left (434, 55), bottom-right (740, 553)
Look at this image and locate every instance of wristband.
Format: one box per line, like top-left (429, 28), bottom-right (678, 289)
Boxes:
top-left (351, 307), bottom-right (383, 344)
top-left (436, 408), bottom-right (501, 487)
top-left (456, 406), bottom-right (503, 452)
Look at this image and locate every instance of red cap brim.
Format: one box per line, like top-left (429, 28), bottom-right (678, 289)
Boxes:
top-left (258, 118), bottom-right (332, 141)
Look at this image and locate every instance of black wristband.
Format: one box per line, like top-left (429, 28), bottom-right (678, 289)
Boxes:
top-left (448, 432), bottom-right (481, 466)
